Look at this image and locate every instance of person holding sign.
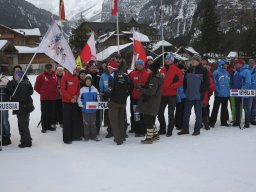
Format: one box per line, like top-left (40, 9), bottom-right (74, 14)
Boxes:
top-left (78, 74), bottom-right (100, 141)
top-left (232, 59), bottom-right (251, 128)
top-left (11, 71), bottom-right (34, 148)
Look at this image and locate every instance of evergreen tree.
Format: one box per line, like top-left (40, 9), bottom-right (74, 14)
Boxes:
top-left (69, 13), bottom-right (92, 53)
top-left (199, 0), bottom-right (221, 54)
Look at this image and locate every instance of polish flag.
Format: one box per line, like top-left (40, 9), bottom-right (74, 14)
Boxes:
top-left (80, 33), bottom-right (97, 65)
top-left (111, 0), bottom-right (118, 16)
top-left (59, 0), bottom-right (65, 22)
top-left (133, 31), bottom-right (147, 63)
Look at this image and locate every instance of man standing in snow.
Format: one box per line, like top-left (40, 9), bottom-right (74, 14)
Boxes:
top-left (248, 59), bottom-right (256, 125)
top-left (158, 53), bottom-right (183, 137)
top-left (178, 55), bottom-right (209, 136)
top-left (34, 64), bottom-right (58, 133)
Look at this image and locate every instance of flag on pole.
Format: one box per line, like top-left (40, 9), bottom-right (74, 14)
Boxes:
top-left (111, 0), bottom-right (118, 16)
top-left (133, 31), bottom-right (147, 63)
top-left (59, 0), bottom-right (65, 22)
top-left (80, 33), bottom-right (97, 65)
top-left (76, 56), bottom-right (82, 68)
top-left (39, 22), bottom-right (76, 73)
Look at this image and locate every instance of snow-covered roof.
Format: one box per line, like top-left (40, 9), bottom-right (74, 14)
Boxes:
top-left (185, 47), bottom-right (199, 55)
top-left (15, 46), bottom-right (42, 54)
top-left (98, 31), bottom-right (116, 43)
top-left (130, 31), bottom-right (150, 42)
top-left (0, 40), bottom-right (8, 50)
top-left (122, 31), bottom-right (132, 35)
top-left (13, 28), bottom-right (41, 36)
top-left (152, 40), bottom-right (173, 51)
top-left (97, 43), bottom-right (133, 61)
top-left (172, 53), bottom-right (189, 61)
top-left (227, 51), bottom-right (238, 58)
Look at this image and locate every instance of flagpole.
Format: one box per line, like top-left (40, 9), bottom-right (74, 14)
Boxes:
top-left (161, 0), bottom-right (164, 67)
top-left (11, 51), bottom-right (38, 98)
top-left (117, 12), bottom-right (120, 54)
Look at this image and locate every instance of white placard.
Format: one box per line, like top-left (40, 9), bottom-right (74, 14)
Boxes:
top-left (230, 89), bottom-right (256, 97)
top-left (0, 102), bottom-right (19, 110)
top-left (86, 102), bottom-right (108, 109)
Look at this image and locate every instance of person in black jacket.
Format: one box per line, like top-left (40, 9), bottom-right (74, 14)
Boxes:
top-left (108, 61), bottom-right (130, 145)
top-left (10, 71), bottom-right (34, 148)
top-left (178, 55), bottom-right (209, 136)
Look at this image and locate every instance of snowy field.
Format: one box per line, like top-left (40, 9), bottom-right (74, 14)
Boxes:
top-left (1, 75), bottom-right (256, 192)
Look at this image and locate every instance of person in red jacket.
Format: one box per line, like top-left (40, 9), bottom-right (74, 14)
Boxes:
top-left (34, 63), bottom-right (57, 133)
top-left (158, 53), bottom-right (183, 136)
top-left (129, 60), bottom-right (149, 137)
top-left (61, 69), bottom-right (81, 144)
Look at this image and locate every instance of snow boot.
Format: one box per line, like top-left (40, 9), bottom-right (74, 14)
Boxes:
top-left (203, 119), bottom-right (210, 130)
top-left (152, 128), bottom-right (160, 141)
top-left (2, 137), bottom-right (12, 146)
top-left (141, 129), bottom-right (154, 144)
top-left (192, 131), bottom-right (200, 136)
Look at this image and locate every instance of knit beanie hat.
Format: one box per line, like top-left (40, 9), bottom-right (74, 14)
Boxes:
top-left (148, 60), bottom-right (161, 73)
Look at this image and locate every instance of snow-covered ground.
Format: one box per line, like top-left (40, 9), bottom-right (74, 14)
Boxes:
top-left (1, 75), bottom-right (256, 192)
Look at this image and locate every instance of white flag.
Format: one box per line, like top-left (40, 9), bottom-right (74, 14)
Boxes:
top-left (39, 22), bottom-right (76, 73)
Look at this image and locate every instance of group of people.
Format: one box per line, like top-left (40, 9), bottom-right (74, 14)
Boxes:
top-left (0, 53), bottom-right (256, 147)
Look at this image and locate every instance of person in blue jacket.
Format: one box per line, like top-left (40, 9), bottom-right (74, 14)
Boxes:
top-left (209, 59), bottom-right (230, 127)
top-left (232, 59), bottom-right (251, 128)
top-left (248, 59), bottom-right (256, 125)
top-left (99, 64), bottom-right (113, 138)
top-left (78, 74), bottom-right (100, 141)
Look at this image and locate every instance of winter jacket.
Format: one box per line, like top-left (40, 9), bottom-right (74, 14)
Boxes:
top-left (232, 65), bottom-right (251, 90)
top-left (34, 71), bottom-right (57, 100)
top-left (11, 79), bottom-right (34, 115)
top-left (78, 86), bottom-right (100, 113)
top-left (108, 71), bottom-right (130, 105)
top-left (250, 67), bottom-right (256, 90)
top-left (137, 73), bottom-right (164, 116)
top-left (56, 75), bottom-right (63, 100)
top-left (129, 69), bottom-right (149, 100)
top-left (184, 64), bottom-right (209, 101)
top-left (61, 72), bottom-right (80, 103)
top-left (89, 72), bottom-right (101, 91)
top-left (213, 66), bottom-right (230, 97)
top-left (99, 72), bottom-right (110, 94)
top-left (160, 64), bottom-right (183, 96)
top-left (176, 86), bottom-right (186, 103)
top-left (203, 71), bottom-right (215, 105)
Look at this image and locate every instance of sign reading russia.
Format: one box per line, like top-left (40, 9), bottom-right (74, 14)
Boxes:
top-left (230, 89), bottom-right (256, 97)
top-left (0, 102), bottom-right (19, 110)
top-left (86, 102), bottom-right (108, 110)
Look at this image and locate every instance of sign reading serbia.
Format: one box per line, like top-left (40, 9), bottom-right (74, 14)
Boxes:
top-left (86, 102), bottom-right (108, 110)
top-left (230, 89), bottom-right (256, 97)
top-left (0, 102), bottom-right (19, 110)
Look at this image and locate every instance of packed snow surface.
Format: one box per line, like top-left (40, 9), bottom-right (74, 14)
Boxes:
top-left (1, 75), bottom-right (256, 192)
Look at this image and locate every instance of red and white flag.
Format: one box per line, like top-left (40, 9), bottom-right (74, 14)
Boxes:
top-left (111, 0), bottom-right (118, 16)
top-left (80, 33), bottom-right (97, 65)
top-left (133, 31), bottom-right (147, 63)
top-left (59, 0), bottom-right (65, 22)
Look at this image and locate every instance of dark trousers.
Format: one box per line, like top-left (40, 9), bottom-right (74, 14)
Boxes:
top-left (202, 105), bottom-right (209, 127)
top-left (175, 99), bottom-right (185, 130)
top-left (96, 110), bottom-right (102, 134)
top-left (182, 100), bottom-right (202, 132)
top-left (41, 100), bottom-right (56, 130)
top-left (143, 114), bottom-right (156, 129)
top-left (108, 100), bottom-right (126, 144)
top-left (209, 97), bottom-right (229, 126)
top-left (82, 113), bottom-right (97, 140)
top-left (63, 103), bottom-right (82, 143)
top-left (157, 96), bottom-right (176, 133)
top-left (17, 112), bottom-right (32, 145)
top-left (55, 99), bottom-right (63, 124)
top-left (130, 99), bottom-right (146, 134)
top-left (102, 95), bottom-right (112, 134)
top-left (235, 98), bottom-right (250, 124)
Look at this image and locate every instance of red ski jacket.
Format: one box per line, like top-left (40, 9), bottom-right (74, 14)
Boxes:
top-left (160, 65), bottom-right (183, 96)
top-left (34, 71), bottom-right (58, 100)
top-left (129, 69), bottom-right (149, 100)
top-left (61, 72), bottom-right (80, 103)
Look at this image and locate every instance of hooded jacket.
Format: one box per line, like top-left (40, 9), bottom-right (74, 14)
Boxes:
top-left (232, 64), bottom-right (251, 90)
top-left (213, 63), bottom-right (231, 97)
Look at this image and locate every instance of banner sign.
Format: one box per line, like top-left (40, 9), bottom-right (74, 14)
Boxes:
top-left (230, 89), bottom-right (256, 97)
top-left (0, 102), bottom-right (19, 110)
top-left (86, 102), bottom-right (108, 109)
